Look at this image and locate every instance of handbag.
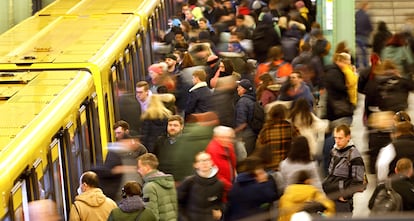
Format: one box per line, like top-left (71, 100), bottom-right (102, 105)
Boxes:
top-left (331, 99), bottom-right (354, 117)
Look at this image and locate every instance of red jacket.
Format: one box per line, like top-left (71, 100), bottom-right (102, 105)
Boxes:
top-left (205, 138), bottom-right (237, 202)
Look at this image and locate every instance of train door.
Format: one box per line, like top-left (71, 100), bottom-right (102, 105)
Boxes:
top-left (113, 47), bottom-right (137, 123)
top-left (8, 159), bottom-right (45, 221)
top-left (46, 138), bottom-right (69, 219)
top-left (48, 100), bottom-right (98, 219)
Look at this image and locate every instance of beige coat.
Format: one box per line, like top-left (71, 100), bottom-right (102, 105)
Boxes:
top-left (69, 188), bottom-right (117, 221)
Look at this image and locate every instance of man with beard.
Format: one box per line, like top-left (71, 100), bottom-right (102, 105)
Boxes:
top-left (153, 115), bottom-right (186, 184)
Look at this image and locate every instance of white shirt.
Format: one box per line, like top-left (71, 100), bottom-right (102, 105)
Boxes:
top-left (376, 143), bottom-right (396, 181)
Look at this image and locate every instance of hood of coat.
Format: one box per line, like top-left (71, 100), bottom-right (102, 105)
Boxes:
top-left (118, 195), bottom-right (145, 213)
top-left (281, 184), bottom-right (319, 204)
top-left (75, 188), bottom-right (108, 207)
top-left (144, 170), bottom-right (175, 189)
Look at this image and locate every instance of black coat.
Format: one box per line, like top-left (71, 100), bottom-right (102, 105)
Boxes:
top-left (140, 118), bottom-right (168, 153)
top-left (118, 93), bottom-right (141, 134)
top-left (178, 171), bottom-right (224, 221)
top-left (324, 64), bottom-right (353, 121)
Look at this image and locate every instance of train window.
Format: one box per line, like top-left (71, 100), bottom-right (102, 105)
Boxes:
top-left (136, 33), bottom-right (148, 80)
top-left (131, 41), bottom-right (140, 83)
top-left (78, 104), bottom-right (92, 170)
top-left (159, 0), bottom-right (167, 30)
top-left (124, 48), bottom-right (134, 92)
top-left (89, 94), bottom-right (103, 164)
top-left (104, 92), bottom-right (113, 142)
top-left (145, 20), bottom-right (155, 68)
top-left (29, 159), bottom-right (42, 200)
top-left (110, 66), bottom-right (121, 131)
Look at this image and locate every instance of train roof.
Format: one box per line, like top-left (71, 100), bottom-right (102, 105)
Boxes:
top-left (66, 0), bottom-right (144, 15)
top-left (36, 0), bottom-right (82, 16)
top-left (0, 16), bottom-right (60, 58)
top-left (0, 14), bottom-right (142, 72)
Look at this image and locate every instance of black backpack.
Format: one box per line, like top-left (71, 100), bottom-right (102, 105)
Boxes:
top-left (248, 100), bottom-right (265, 134)
top-left (368, 178), bottom-right (403, 214)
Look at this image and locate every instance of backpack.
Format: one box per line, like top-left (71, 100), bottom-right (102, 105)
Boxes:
top-left (268, 61), bottom-right (287, 84)
top-left (368, 179), bottom-right (403, 214)
top-left (248, 100), bottom-right (265, 134)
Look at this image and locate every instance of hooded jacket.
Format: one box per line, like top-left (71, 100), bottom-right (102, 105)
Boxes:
top-left (107, 196), bottom-right (156, 221)
top-left (69, 188), bottom-right (117, 221)
top-left (142, 170), bottom-right (178, 221)
top-left (278, 184), bottom-right (335, 221)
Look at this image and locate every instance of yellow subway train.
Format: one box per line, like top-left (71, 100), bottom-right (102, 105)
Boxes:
top-left (0, 0), bottom-right (174, 220)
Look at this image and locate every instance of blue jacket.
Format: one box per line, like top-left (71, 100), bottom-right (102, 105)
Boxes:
top-left (185, 82), bottom-right (212, 118)
top-left (235, 92), bottom-right (255, 129)
top-left (226, 172), bottom-right (278, 220)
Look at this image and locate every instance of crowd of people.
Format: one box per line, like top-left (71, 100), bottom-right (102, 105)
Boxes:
top-left (30, 0), bottom-right (414, 220)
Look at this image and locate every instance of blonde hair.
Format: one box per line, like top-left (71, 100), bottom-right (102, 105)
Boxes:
top-left (333, 52), bottom-right (351, 62)
top-left (141, 94), bottom-right (172, 120)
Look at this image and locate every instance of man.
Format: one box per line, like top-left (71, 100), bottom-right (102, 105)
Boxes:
top-left (355, 2), bottom-right (373, 68)
top-left (322, 124), bottom-right (367, 217)
top-left (136, 81), bottom-right (152, 113)
top-left (235, 79), bottom-right (257, 155)
top-left (137, 153), bottom-right (178, 221)
top-left (390, 158), bottom-right (414, 211)
top-left (153, 115), bottom-right (186, 180)
top-left (69, 171), bottom-right (117, 221)
top-left (205, 126), bottom-right (237, 202)
top-left (164, 53), bottom-right (179, 75)
top-left (185, 69), bottom-right (212, 119)
top-left (376, 121), bottom-right (414, 181)
top-left (370, 158), bottom-right (414, 212)
top-left (117, 81), bottom-right (141, 134)
top-left (113, 120), bottom-right (131, 141)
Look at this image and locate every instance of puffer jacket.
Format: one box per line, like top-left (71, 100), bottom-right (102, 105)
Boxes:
top-left (142, 170), bottom-right (178, 221)
top-left (107, 195), bottom-right (156, 221)
top-left (69, 188), bottom-right (117, 221)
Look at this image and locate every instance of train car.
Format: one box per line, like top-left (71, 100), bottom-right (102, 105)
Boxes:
top-left (0, 0), bottom-right (174, 220)
top-left (0, 70), bottom-right (98, 220)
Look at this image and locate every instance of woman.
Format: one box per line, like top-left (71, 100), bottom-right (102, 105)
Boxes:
top-left (209, 58), bottom-right (236, 88)
top-left (140, 94), bottom-right (172, 153)
top-left (279, 136), bottom-right (324, 191)
top-left (278, 170), bottom-right (335, 221)
top-left (381, 33), bottom-right (414, 79)
top-left (107, 181), bottom-right (156, 221)
top-left (256, 73), bottom-right (279, 106)
top-left (177, 151), bottom-right (224, 221)
top-left (289, 98), bottom-right (328, 156)
top-left (254, 104), bottom-right (298, 171)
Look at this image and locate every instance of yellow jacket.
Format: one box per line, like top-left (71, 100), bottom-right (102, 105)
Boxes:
top-left (278, 184), bottom-right (335, 221)
top-left (342, 65), bottom-right (358, 106)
